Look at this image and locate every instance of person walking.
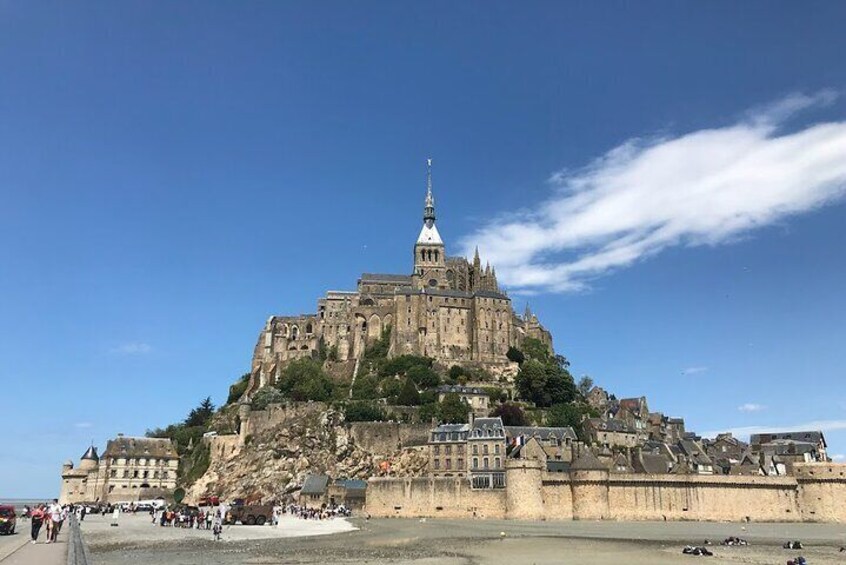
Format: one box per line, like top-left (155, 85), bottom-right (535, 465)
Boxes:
top-left (47, 500), bottom-right (62, 543)
top-left (30, 505), bottom-right (45, 544)
top-left (110, 505), bottom-right (120, 527)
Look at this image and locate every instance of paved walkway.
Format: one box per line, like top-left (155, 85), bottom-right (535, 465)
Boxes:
top-left (0, 524), bottom-right (67, 565)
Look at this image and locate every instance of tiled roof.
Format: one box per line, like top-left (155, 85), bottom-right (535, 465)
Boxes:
top-left (437, 385), bottom-right (487, 396)
top-left (104, 437), bottom-right (178, 459)
top-left (359, 273), bottom-right (413, 283)
top-left (751, 431), bottom-right (826, 447)
top-left (506, 426), bottom-right (577, 441)
top-left (301, 474), bottom-right (330, 495)
top-left (570, 450), bottom-right (607, 471)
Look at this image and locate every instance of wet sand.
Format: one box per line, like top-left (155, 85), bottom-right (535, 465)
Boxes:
top-left (82, 513), bottom-right (846, 565)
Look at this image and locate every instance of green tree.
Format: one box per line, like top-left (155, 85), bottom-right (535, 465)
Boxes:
top-left (227, 374), bottom-right (251, 405)
top-left (577, 375), bottom-right (594, 398)
top-left (515, 358), bottom-right (576, 408)
top-left (380, 376), bottom-right (404, 400)
top-left (407, 364), bottom-right (440, 389)
top-left (515, 358), bottom-right (548, 405)
top-left (185, 397), bottom-right (215, 427)
top-left (277, 358), bottom-right (334, 401)
top-left (396, 377), bottom-right (421, 406)
top-left (350, 373), bottom-right (380, 400)
top-left (546, 403), bottom-right (584, 429)
top-left (344, 401), bottom-right (386, 422)
top-left (419, 402), bottom-right (439, 422)
top-left (521, 337), bottom-right (551, 362)
top-left (491, 402), bottom-right (526, 426)
top-left (506, 346), bottom-right (525, 364)
top-left (439, 393), bottom-right (470, 424)
top-left (250, 387), bottom-right (285, 410)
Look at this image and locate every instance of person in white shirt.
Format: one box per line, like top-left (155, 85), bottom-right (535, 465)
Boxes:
top-left (47, 500), bottom-right (62, 543)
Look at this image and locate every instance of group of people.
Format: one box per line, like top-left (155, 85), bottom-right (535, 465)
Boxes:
top-left (277, 502), bottom-right (351, 522)
top-left (21, 499), bottom-right (67, 544)
top-left (151, 506), bottom-right (224, 540)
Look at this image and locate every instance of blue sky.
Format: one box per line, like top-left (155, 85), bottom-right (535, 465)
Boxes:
top-left (2, 2), bottom-right (846, 497)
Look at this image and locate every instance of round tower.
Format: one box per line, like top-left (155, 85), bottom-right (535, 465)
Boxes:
top-left (569, 450), bottom-right (610, 520)
top-left (238, 401), bottom-right (252, 445)
top-left (79, 445), bottom-right (99, 471)
top-left (506, 458), bottom-right (544, 520)
top-left (62, 460), bottom-right (73, 472)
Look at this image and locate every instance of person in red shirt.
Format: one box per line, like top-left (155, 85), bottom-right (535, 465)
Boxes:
top-left (30, 504), bottom-right (46, 544)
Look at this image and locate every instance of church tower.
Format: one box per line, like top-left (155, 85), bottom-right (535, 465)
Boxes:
top-left (413, 159), bottom-right (447, 289)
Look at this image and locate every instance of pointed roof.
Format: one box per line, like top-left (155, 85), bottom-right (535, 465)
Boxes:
top-left (417, 222), bottom-right (443, 244)
top-left (570, 449), bottom-right (607, 471)
top-left (81, 445), bottom-right (99, 461)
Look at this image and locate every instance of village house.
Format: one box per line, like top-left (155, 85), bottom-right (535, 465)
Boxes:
top-left (436, 385), bottom-right (490, 416)
top-left (467, 417), bottom-right (506, 488)
top-left (584, 418), bottom-right (639, 449)
top-left (428, 423), bottom-right (470, 477)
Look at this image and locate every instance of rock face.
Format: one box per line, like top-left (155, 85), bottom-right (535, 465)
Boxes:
top-left (187, 406), bottom-right (428, 503)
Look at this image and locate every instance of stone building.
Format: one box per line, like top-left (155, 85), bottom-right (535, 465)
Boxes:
top-left (247, 161), bottom-right (552, 393)
top-left (428, 423), bottom-right (470, 477)
top-left (468, 417), bottom-right (506, 488)
top-left (59, 435), bottom-right (179, 504)
top-left (436, 385), bottom-right (490, 416)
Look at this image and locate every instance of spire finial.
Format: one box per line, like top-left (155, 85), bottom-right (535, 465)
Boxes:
top-left (423, 158), bottom-right (435, 225)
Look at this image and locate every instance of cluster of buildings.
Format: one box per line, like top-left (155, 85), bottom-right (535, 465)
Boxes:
top-left (59, 435), bottom-right (180, 505)
top-left (423, 385), bottom-right (830, 489)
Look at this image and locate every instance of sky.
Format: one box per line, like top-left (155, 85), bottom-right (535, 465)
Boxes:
top-left (2, 2), bottom-right (846, 497)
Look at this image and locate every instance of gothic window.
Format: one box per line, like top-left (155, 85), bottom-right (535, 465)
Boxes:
top-left (306, 323), bottom-right (313, 334)
top-left (434, 250), bottom-right (439, 262)
top-left (291, 326), bottom-right (299, 339)
top-left (428, 279), bottom-right (437, 287)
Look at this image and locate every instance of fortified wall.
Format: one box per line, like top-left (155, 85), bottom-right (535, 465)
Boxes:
top-left (367, 460), bottom-right (846, 523)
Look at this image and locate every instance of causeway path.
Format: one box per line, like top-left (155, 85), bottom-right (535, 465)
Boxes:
top-left (0, 522), bottom-right (66, 565)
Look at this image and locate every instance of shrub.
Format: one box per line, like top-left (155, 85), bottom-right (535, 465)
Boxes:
top-left (344, 401), bottom-right (386, 422)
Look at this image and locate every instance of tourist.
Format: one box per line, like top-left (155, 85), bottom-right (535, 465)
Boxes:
top-left (30, 504), bottom-right (45, 544)
top-left (205, 509), bottom-right (212, 530)
top-left (111, 504), bottom-right (120, 527)
top-left (47, 499), bottom-right (62, 543)
top-left (212, 512), bottom-right (223, 541)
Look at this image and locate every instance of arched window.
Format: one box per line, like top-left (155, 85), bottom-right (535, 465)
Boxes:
top-left (421, 249), bottom-right (426, 262)
top-left (305, 323), bottom-right (313, 334)
top-left (434, 250), bottom-right (439, 262)
top-left (291, 326), bottom-right (299, 339)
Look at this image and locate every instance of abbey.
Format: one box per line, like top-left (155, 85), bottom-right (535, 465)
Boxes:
top-left (249, 162), bottom-right (552, 390)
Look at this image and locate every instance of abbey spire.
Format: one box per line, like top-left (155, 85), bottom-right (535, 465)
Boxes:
top-left (416, 158), bottom-right (443, 245)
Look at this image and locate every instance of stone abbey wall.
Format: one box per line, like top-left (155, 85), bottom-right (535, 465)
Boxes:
top-left (366, 461), bottom-right (846, 523)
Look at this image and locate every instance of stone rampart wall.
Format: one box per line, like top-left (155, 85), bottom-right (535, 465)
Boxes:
top-left (367, 477), bottom-right (506, 519)
top-left (348, 422), bottom-right (431, 456)
top-left (366, 465), bottom-right (846, 523)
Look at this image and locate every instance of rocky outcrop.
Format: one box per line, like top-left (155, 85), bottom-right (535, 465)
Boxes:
top-left (186, 406), bottom-right (428, 503)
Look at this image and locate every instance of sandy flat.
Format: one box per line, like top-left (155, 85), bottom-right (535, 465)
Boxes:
top-left (82, 514), bottom-right (846, 565)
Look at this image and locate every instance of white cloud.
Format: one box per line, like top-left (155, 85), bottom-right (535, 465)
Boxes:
top-left (703, 419), bottom-right (846, 440)
top-left (110, 342), bottom-right (152, 355)
top-left (74, 422), bottom-right (93, 429)
top-left (738, 403), bottom-right (766, 413)
top-left (461, 91), bottom-right (846, 293)
top-left (832, 454), bottom-right (846, 461)
top-left (682, 366), bottom-right (708, 375)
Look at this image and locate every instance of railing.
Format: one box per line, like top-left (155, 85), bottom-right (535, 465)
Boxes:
top-left (66, 516), bottom-right (90, 565)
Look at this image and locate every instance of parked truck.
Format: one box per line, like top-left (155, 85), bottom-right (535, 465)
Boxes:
top-left (225, 503), bottom-right (273, 525)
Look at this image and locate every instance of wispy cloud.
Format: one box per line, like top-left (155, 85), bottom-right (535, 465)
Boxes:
top-left (74, 422), bottom-right (93, 429)
top-left (110, 342), bottom-right (152, 355)
top-left (703, 419), bottom-right (846, 440)
top-left (461, 91), bottom-right (846, 292)
top-left (832, 454), bottom-right (846, 462)
top-left (682, 366), bottom-right (708, 375)
top-left (738, 403), bottom-right (766, 413)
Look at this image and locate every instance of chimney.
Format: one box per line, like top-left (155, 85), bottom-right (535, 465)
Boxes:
top-left (469, 411), bottom-right (475, 427)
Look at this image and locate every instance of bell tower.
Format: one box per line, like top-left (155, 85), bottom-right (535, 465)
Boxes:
top-left (413, 158), bottom-right (447, 289)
